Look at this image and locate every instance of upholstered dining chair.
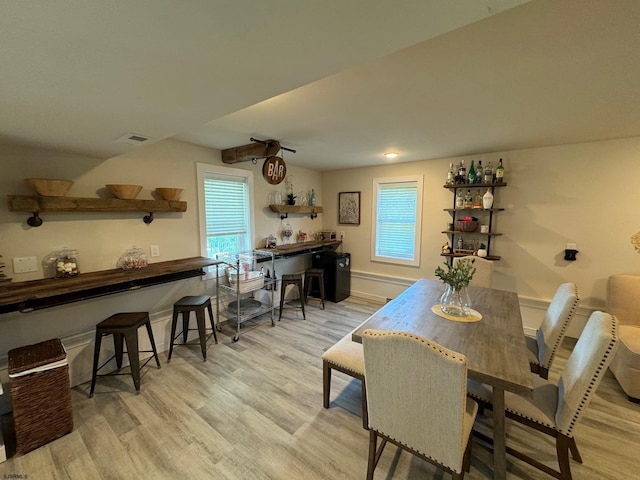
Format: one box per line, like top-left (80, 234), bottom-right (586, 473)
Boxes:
top-left (362, 329), bottom-right (478, 480)
top-left (525, 283), bottom-right (580, 379)
top-left (605, 274), bottom-right (640, 402)
top-left (454, 255), bottom-right (494, 288)
top-left (322, 324), bottom-right (367, 429)
top-left (468, 311), bottom-right (618, 480)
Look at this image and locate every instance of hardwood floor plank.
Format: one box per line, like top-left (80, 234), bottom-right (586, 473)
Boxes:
top-left (0, 297), bottom-right (637, 479)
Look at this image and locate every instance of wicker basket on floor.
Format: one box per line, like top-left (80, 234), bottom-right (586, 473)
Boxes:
top-left (8, 338), bottom-right (73, 454)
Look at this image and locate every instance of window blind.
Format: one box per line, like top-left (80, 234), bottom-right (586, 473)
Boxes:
top-left (375, 182), bottom-right (418, 260)
top-left (203, 176), bottom-right (248, 236)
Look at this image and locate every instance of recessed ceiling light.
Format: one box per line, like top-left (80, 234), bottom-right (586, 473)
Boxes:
top-left (384, 152), bottom-right (398, 159)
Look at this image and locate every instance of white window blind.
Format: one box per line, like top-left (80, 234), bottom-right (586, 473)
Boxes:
top-left (371, 176), bottom-right (423, 266)
top-left (197, 164), bottom-right (254, 266)
top-left (204, 177), bottom-right (248, 237)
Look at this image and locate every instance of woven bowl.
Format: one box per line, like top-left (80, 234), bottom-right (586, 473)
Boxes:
top-left (106, 184), bottom-right (143, 200)
top-left (25, 178), bottom-right (73, 197)
top-left (155, 187), bottom-right (183, 201)
top-left (455, 219), bottom-right (479, 232)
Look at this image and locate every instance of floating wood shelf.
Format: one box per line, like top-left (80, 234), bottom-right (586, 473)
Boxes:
top-left (268, 204), bottom-right (323, 219)
top-left (7, 195), bottom-right (187, 226)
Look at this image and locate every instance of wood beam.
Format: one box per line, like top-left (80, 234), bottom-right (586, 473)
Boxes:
top-left (221, 139), bottom-right (280, 164)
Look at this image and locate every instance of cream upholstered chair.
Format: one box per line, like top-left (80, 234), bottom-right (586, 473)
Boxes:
top-left (454, 255), bottom-right (494, 288)
top-left (606, 274), bottom-right (640, 402)
top-left (322, 324), bottom-right (368, 429)
top-left (363, 330), bottom-right (478, 480)
top-left (468, 311), bottom-right (618, 480)
top-left (525, 283), bottom-right (580, 379)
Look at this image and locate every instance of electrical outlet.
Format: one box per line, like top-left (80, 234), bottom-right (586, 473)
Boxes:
top-left (13, 256), bottom-right (38, 274)
top-left (150, 245), bottom-right (160, 257)
top-left (339, 231), bottom-right (345, 240)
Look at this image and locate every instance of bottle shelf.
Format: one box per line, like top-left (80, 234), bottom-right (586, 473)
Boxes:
top-left (443, 208), bottom-right (504, 212)
top-left (441, 253), bottom-right (501, 261)
top-left (443, 182), bottom-right (507, 189)
top-left (442, 231), bottom-right (502, 236)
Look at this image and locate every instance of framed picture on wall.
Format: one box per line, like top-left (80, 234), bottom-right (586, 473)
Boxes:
top-left (338, 191), bottom-right (360, 225)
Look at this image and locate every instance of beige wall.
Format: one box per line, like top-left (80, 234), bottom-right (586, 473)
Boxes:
top-left (2, 135), bottom-right (639, 387)
top-left (0, 139), bottom-right (322, 386)
top-left (322, 136), bottom-right (640, 332)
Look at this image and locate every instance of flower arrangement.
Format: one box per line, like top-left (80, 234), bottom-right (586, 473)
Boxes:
top-left (434, 258), bottom-right (476, 290)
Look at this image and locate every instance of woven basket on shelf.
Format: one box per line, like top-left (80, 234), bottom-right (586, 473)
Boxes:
top-left (454, 220), bottom-right (479, 232)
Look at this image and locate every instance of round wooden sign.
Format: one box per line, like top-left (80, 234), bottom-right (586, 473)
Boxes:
top-left (262, 156), bottom-right (287, 185)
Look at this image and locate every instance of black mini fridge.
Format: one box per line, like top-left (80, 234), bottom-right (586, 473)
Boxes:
top-left (312, 251), bottom-right (351, 302)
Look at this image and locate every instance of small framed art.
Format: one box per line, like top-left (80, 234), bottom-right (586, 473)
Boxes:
top-left (338, 191), bottom-right (360, 225)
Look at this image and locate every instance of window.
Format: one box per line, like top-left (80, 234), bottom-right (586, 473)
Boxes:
top-left (371, 175), bottom-right (423, 266)
top-left (197, 163), bottom-right (254, 266)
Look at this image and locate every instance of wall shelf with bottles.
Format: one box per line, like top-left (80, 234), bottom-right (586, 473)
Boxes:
top-left (442, 183), bottom-right (507, 262)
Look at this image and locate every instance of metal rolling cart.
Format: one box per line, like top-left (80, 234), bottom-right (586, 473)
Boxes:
top-left (215, 249), bottom-right (276, 342)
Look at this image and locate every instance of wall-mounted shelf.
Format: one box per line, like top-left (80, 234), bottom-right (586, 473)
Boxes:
top-left (7, 195), bottom-right (187, 226)
top-left (269, 204), bottom-right (323, 220)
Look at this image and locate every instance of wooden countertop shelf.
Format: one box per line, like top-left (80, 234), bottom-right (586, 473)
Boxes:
top-left (7, 195), bottom-right (187, 226)
top-left (0, 256), bottom-right (219, 314)
top-left (260, 240), bottom-right (341, 259)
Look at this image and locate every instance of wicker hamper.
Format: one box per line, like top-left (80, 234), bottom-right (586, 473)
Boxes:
top-left (8, 338), bottom-right (73, 454)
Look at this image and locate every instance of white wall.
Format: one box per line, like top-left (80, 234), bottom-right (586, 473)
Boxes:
top-left (322, 136), bottom-right (640, 335)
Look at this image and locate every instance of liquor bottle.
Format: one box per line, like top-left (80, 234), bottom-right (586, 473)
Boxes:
top-left (265, 269), bottom-right (271, 290)
top-left (495, 158), bottom-right (505, 183)
top-left (463, 189), bottom-right (473, 209)
top-left (273, 269), bottom-right (277, 291)
top-left (467, 160), bottom-right (476, 184)
top-left (472, 190), bottom-right (483, 209)
top-left (483, 161), bottom-right (493, 184)
top-left (476, 161), bottom-right (483, 184)
top-left (309, 188), bottom-right (316, 206)
top-left (446, 162), bottom-right (455, 185)
top-left (458, 160), bottom-right (466, 184)
top-left (455, 190), bottom-right (464, 208)
top-left (457, 236), bottom-right (464, 251)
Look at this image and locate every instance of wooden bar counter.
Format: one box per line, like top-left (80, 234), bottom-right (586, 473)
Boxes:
top-left (261, 240), bottom-right (341, 259)
top-left (0, 256), bottom-right (220, 314)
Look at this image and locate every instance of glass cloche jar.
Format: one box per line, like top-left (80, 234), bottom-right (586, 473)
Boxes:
top-left (54, 247), bottom-right (80, 278)
top-left (117, 246), bottom-right (148, 270)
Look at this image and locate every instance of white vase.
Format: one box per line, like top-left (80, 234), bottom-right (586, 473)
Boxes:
top-left (482, 188), bottom-right (494, 209)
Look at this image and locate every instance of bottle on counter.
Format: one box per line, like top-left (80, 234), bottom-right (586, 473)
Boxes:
top-left (495, 158), bottom-right (505, 183)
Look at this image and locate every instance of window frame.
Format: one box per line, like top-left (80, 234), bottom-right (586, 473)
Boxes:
top-left (370, 175), bottom-right (423, 267)
top-left (197, 163), bottom-right (255, 278)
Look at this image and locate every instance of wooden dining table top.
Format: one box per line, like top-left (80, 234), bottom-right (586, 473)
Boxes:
top-left (352, 278), bottom-right (533, 395)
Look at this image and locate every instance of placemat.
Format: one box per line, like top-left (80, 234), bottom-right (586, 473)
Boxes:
top-left (431, 304), bottom-right (482, 323)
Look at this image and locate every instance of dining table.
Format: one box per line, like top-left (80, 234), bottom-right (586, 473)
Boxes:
top-left (351, 278), bottom-right (533, 480)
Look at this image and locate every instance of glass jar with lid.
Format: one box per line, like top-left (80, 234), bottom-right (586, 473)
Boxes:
top-left (54, 247), bottom-right (80, 278)
top-left (117, 246), bottom-right (148, 270)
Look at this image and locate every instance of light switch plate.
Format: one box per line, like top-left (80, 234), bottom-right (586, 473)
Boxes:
top-left (13, 256), bottom-right (38, 274)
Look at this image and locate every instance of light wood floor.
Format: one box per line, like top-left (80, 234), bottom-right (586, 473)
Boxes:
top-left (0, 297), bottom-right (638, 479)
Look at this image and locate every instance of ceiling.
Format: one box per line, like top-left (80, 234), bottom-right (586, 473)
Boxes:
top-left (3, 0), bottom-right (640, 171)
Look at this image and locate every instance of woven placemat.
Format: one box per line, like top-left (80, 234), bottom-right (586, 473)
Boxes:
top-left (431, 304), bottom-right (482, 323)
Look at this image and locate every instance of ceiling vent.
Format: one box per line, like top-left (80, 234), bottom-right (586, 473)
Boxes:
top-left (114, 132), bottom-right (152, 146)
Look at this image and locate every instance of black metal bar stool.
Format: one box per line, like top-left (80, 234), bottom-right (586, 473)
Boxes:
top-left (168, 295), bottom-right (218, 361)
top-left (304, 267), bottom-right (325, 310)
top-left (90, 312), bottom-right (161, 396)
top-left (279, 273), bottom-right (306, 320)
